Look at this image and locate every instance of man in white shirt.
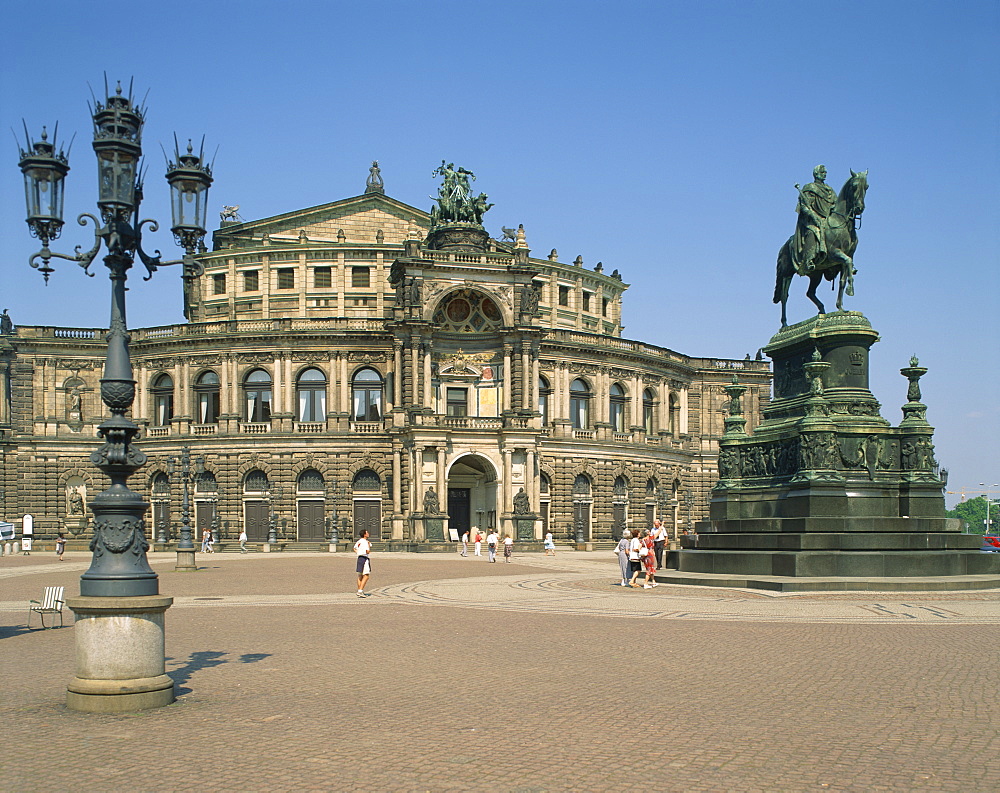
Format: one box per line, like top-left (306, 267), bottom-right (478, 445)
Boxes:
top-left (354, 529), bottom-right (372, 597)
top-left (486, 530), bottom-right (499, 563)
top-left (652, 518), bottom-right (668, 569)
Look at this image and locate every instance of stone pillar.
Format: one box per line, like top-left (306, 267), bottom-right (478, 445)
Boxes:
top-left (66, 595), bottom-right (174, 713)
top-left (520, 341), bottom-right (530, 411)
top-left (436, 447), bottom-right (446, 507)
top-left (680, 385), bottom-right (689, 435)
top-left (272, 355), bottom-right (282, 414)
top-left (392, 448), bottom-right (402, 514)
top-left (502, 448), bottom-right (513, 515)
top-left (423, 341), bottom-right (433, 409)
top-left (502, 345), bottom-right (513, 413)
top-left (393, 342), bottom-right (403, 406)
top-left (0, 360), bottom-right (9, 425)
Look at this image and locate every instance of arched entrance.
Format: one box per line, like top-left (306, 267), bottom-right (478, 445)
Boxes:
top-left (446, 454), bottom-right (498, 539)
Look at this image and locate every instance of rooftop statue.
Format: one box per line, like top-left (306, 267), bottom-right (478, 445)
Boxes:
top-left (429, 161), bottom-right (494, 227)
top-left (773, 166), bottom-right (869, 327)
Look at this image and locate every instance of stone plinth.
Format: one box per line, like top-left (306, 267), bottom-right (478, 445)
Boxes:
top-left (678, 311), bottom-right (1000, 586)
top-left (65, 595), bottom-right (174, 713)
top-left (425, 223), bottom-right (490, 252)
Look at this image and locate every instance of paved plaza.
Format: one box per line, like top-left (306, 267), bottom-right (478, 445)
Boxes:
top-left (2, 550), bottom-right (999, 792)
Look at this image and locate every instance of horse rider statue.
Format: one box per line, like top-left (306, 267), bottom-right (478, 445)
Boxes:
top-left (792, 165), bottom-right (838, 275)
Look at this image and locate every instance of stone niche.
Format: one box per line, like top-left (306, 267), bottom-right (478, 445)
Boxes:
top-left (678, 312), bottom-right (1000, 586)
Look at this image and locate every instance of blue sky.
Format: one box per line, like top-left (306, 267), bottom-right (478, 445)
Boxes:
top-left (1, 0), bottom-right (997, 506)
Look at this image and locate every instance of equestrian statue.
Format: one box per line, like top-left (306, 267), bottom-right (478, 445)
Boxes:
top-left (773, 165), bottom-right (869, 327)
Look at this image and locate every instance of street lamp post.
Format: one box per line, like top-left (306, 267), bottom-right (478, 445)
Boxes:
top-left (168, 445), bottom-right (204, 570)
top-left (980, 483), bottom-right (999, 536)
top-left (267, 483), bottom-right (283, 546)
top-left (17, 78), bottom-right (212, 712)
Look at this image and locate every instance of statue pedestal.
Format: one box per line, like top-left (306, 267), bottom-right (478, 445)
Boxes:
top-left (65, 517), bottom-right (88, 536)
top-left (65, 595), bottom-right (174, 713)
top-left (678, 312), bottom-right (1000, 586)
top-left (412, 514), bottom-right (446, 542)
top-left (514, 514), bottom-right (538, 541)
top-left (425, 222), bottom-right (490, 253)
top-left (174, 549), bottom-right (197, 571)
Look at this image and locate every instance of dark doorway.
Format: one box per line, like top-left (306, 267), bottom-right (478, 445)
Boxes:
top-left (613, 503), bottom-right (627, 540)
top-left (298, 500), bottom-right (325, 541)
top-left (540, 501), bottom-right (549, 536)
top-left (353, 500), bottom-right (381, 540)
top-left (245, 501), bottom-right (269, 542)
top-left (645, 502), bottom-right (656, 528)
top-left (195, 502), bottom-right (214, 540)
top-left (152, 502), bottom-right (170, 540)
top-left (448, 487), bottom-right (471, 538)
top-left (573, 501), bottom-right (591, 541)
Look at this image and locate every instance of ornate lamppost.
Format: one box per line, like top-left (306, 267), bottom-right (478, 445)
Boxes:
top-left (167, 445), bottom-right (204, 570)
top-left (17, 79), bottom-right (212, 712)
top-left (267, 482), bottom-right (284, 546)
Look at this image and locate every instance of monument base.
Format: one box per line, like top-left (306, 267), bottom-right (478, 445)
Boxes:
top-left (65, 595), bottom-right (174, 713)
top-left (175, 548), bottom-right (197, 570)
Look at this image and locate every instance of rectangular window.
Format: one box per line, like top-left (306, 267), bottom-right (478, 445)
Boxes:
top-left (313, 266), bottom-right (332, 289)
top-left (243, 271), bottom-right (259, 292)
top-left (352, 267), bottom-right (371, 288)
top-left (213, 273), bottom-right (226, 295)
top-left (558, 285), bottom-right (570, 307)
top-left (446, 387), bottom-right (468, 417)
top-left (602, 297), bottom-right (609, 317)
top-left (582, 291), bottom-right (591, 312)
top-left (277, 268), bottom-right (295, 289)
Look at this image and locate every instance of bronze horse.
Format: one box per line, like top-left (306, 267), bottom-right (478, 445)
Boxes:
top-left (773, 170), bottom-right (869, 327)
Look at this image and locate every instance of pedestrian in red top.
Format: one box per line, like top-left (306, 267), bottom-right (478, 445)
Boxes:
top-left (640, 529), bottom-right (658, 588)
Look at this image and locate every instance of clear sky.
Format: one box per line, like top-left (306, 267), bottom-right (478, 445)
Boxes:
top-left (1, 0), bottom-right (997, 506)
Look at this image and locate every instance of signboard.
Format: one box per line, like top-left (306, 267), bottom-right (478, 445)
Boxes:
top-left (448, 529), bottom-right (460, 542)
top-left (22, 514), bottom-right (33, 535)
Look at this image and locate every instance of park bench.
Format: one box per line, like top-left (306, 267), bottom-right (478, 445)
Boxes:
top-left (28, 586), bottom-right (65, 629)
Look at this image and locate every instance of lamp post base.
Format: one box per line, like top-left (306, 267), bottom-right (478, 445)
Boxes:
top-left (174, 548), bottom-right (197, 571)
top-left (65, 595), bottom-right (174, 713)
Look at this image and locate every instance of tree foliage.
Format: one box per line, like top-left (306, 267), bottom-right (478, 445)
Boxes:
top-left (947, 496), bottom-right (999, 534)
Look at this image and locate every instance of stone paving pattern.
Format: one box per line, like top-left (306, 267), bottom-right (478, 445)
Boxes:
top-left (2, 550), bottom-right (999, 792)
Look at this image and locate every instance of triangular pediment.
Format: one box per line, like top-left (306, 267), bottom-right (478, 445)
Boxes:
top-left (212, 193), bottom-right (430, 249)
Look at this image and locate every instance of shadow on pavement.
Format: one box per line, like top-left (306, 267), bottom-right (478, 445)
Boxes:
top-left (167, 649), bottom-right (272, 694)
top-left (0, 624), bottom-right (46, 640)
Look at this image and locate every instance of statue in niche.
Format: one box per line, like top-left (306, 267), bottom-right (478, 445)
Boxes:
top-left (68, 488), bottom-right (85, 516)
top-left (69, 387), bottom-right (82, 414)
top-left (513, 487), bottom-right (530, 515)
top-left (423, 487), bottom-right (440, 514)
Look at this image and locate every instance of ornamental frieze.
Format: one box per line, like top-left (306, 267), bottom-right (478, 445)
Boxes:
top-left (237, 353), bottom-right (274, 364)
top-left (569, 363), bottom-right (600, 375)
top-left (143, 357), bottom-right (177, 369)
top-left (294, 352), bottom-right (331, 363)
top-left (55, 359), bottom-right (99, 371)
top-left (347, 352), bottom-right (388, 363)
top-left (188, 355), bottom-right (223, 366)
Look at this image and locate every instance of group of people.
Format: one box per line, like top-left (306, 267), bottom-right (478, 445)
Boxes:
top-left (615, 518), bottom-right (670, 589)
top-left (458, 530), bottom-right (517, 563)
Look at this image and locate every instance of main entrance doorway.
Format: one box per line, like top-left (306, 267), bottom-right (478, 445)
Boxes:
top-left (245, 500), bottom-right (269, 542)
top-left (446, 454), bottom-right (498, 537)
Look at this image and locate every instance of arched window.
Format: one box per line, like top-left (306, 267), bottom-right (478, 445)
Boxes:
top-left (151, 472), bottom-right (171, 497)
top-left (573, 474), bottom-right (592, 496)
top-left (609, 383), bottom-right (627, 432)
top-left (194, 370), bottom-right (220, 424)
top-left (195, 471), bottom-right (217, 494)
top-left (151, 374), bottom-right (174, 426)
top-left (643, 388), bottom-right (655, 435)
top-left (538, 375), bottom-right (551, 426)
top-left (296, 367), bottom-right (327, 422)
top-left (352, 368), bottom-right (383, 421)
top-left (297, 468), bottom-right (325, 492)
top-left (540, 473), bottom-right (550, 494)
top-left (569, 379), bottom-right (591, 429)
top-left (668, 393), bottom-right (680, 436)
top-left (244, 469), bottom-right (269, 493)
top-left (352, 469), bottom-right (381, 492)
top-left (244, 369), bottom-right (272, 422)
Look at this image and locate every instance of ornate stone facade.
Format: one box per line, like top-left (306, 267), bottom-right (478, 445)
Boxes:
top-left (0, 187), bottom-right (770, 545)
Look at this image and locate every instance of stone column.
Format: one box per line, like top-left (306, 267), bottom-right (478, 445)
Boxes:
top-left (393, 342), bottom-right (403, 406)
top-left (392, 448), bottom-right (402, 514)
top-left (423, 341), bottom-right (433, 409)
top-left (272, 355), bottom-right (282, 414)
top-left (680, 385), bottom-right (689, 435)
top-left (502, 448), bottom-right (513, 515)
top-left (0, 360), bottom-right (9, 425)
top-left (502, 345), bottom-right (513, 413)
top-left (436, 446), bottom-right (447, 506)
top-left (520, 340), bottom-right (531, 411)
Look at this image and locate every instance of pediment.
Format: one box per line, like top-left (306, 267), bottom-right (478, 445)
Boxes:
top-left (213, 193), bottom-right (430, 249)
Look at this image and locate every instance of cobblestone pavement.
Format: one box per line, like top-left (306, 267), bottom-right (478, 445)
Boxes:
top-left (2, 551), bottom-right (999, 792)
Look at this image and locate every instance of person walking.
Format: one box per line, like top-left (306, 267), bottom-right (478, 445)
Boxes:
top-left (238, 528), bottom-right (248, 553)
top-left (354, 529), bottom-right (372, 597)
top-left (641, 529), bottom-right (658, 588)
top-left (55, 533), bottom-right (66, 561)
top-left (201, 529), bottom-right (211, 553)
top-left (503, 534), bottom-right (514, 562)
top-left (543, 531), bottom-right (556, 556)
top-left (652, 518), bottom-right (668, 569)
top-left (615, 530), bottom-right (632, 586)
top-left (474, 531), bottom-right (483, 556)
top-left (460, 531), bottom-right (469, 557)
top-left (628, 530), bottom-right (643, 588)
top-left (487, 529), bottom-right (499, 562)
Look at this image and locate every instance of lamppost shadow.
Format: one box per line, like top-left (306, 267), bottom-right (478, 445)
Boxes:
top-left (166, 650), bottom-right (272, 694)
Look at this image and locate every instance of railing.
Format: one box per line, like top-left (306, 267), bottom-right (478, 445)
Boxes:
top-left (441, 417), bottom-right (504, 430)
top-left (505, 417), bottom-right (530, 429)
top-left (644, 437), bottom-right (661, 445)
top-left (239, 422), bottom-right (271, 434)
top-left (294, 422), bottom-right (324, 433)
top-left (572, 429), bottom-right (596, 440)
top-left (53, 328), bottom-right (98, 339)
top-left (350, 422), bottom-right (383, 434)
top-left (613, 432), bottom-right (632, 443)
top-left (145, 427), bottom-right (170, 438)
top-left (192, 424), bottom-right (218, 436)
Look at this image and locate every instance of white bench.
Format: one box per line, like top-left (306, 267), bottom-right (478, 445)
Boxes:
top-left (28, 586), bottom-right (65, 629)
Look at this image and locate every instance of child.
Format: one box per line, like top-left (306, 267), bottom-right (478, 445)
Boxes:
top-left (503, 534), bottom-right (514, 562)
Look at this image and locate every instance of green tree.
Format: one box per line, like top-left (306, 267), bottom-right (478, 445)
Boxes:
top-left (947, 496), bottom-right (999, 534)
